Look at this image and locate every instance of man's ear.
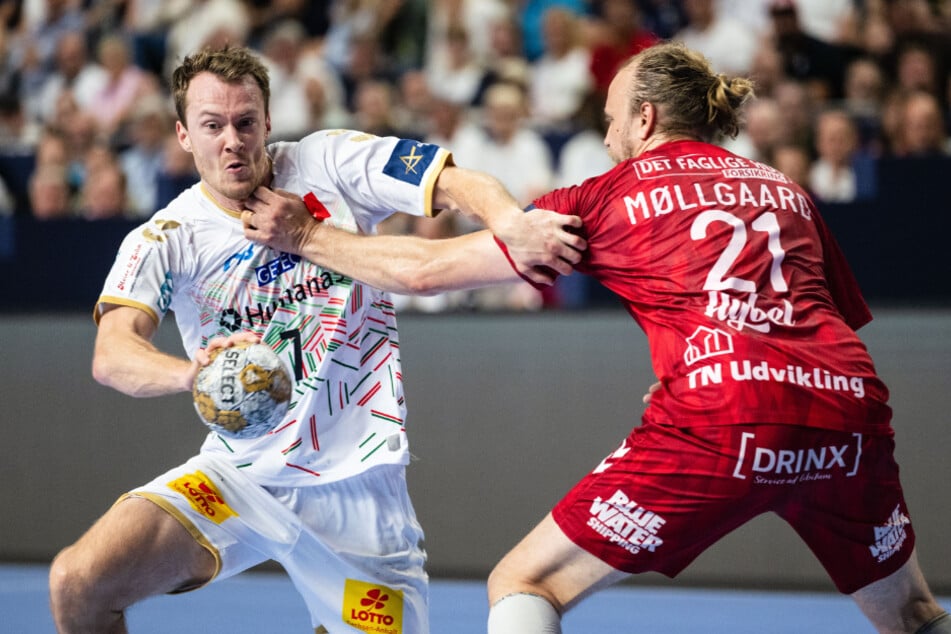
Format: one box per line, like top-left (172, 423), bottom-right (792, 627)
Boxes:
top-left (639, 102), bottom-right (657, 140)
top-left (175, 120), bottom-right (191, 153)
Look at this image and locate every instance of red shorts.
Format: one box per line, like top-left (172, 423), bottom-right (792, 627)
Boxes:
top-left (552, 421), bottom-right (914, 594)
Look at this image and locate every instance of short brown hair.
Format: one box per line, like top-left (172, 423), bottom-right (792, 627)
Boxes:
top-left (623, 42), bottom-right (755, 141)
top-left (171, 45), bottom-right (271, 126)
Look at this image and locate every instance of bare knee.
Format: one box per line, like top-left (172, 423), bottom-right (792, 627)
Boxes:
top-left (488, 558), bottom-right (564, 614)
top-left (49, 544), bottom-right (124, 631)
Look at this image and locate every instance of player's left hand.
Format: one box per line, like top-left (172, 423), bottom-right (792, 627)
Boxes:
top-left (642, 381), bottom-right (661, 404)
top-left (497, 208), bottom-right (587, 285)
top-left (194, 331), bottom-right (260, 367)
top-left (242, 187), bottom-right (321, 255)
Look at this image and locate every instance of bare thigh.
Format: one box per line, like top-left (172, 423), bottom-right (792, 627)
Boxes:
top-left (56, 495), bottom-right (218, 607)
top-left (488, 513), bottom-right (628, 614)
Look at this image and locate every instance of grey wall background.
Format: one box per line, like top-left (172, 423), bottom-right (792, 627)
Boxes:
top-left (1, 309), bottom-right (948, 593)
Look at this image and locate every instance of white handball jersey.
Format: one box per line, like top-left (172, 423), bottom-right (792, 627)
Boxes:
top-left (96, 130), bottom-right (451, 486)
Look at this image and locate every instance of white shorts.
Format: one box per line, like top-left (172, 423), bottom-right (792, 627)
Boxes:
top-left (128, 454), bottom-right (429, 633)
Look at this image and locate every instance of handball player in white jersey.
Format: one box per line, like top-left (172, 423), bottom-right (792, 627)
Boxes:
top-left (47, 45), bottom-right (582, 634)
top-left (243, 42), bottom-right (950, 633)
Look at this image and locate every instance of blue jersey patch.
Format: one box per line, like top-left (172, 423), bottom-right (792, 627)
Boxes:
top-left (382, 139), bottom-right (440, 186)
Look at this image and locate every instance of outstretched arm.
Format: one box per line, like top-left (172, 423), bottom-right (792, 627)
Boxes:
top-left (243, 188), bottom-right (521, 294)
top-left (431, 166), bottom-right (585, 284)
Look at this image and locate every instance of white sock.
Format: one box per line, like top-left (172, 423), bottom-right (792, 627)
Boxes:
top-left (487, 592), bottom-right (562, 634)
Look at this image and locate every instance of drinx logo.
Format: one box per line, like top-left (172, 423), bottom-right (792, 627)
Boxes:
top-left (167, 471), bottom-right (237, 525)
top-left (342, 579), bottom-right (403, 633)
top-left (732, 432), bottom-right (862, 483)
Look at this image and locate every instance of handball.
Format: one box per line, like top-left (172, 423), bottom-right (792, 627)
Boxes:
top-left (192, 342), bottom-right (292, 439)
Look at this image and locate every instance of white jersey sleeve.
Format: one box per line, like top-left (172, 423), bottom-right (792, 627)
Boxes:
top-left (269, 130), bottom-right (453, 234)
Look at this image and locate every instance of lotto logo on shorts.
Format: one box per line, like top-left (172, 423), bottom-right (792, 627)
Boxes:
top-left (167, 471), bottom-right (237, 525)
top-left (342, 579), bottom-right (403, 633)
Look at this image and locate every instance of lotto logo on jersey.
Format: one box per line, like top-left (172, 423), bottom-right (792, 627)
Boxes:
top-left (382, 139), bottom-right (439, 186)
top-left (342, 579), bottom-right (403, 633)
top-left (167, 471), bottom-right (237, 525)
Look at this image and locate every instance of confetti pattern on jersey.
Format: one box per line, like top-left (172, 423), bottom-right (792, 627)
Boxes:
top-left (94, 136), bottom-right (435, 485)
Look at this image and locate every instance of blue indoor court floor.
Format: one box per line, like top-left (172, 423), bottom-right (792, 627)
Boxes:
top-left (4, 563), bottom-right (948, 633)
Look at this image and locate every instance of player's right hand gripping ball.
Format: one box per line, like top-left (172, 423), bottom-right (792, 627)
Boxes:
top-left (192, 342), bottom-right (293, 439)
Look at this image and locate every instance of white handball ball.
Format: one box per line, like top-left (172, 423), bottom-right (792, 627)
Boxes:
top-left (192, 341), bottom-right (293, 439)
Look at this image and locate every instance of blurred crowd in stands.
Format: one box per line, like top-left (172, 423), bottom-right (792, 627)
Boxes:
top-left (0, 0), bottom-right (948, 310)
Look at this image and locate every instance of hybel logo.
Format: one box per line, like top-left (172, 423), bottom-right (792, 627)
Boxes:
top-left (342, 579), bottom-right (403, 633)
top-left (167, 471), bottom-right (237, 525)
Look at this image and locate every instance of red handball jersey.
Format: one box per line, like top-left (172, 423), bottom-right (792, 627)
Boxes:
top-left (533, 140), bottom-right (892, 432)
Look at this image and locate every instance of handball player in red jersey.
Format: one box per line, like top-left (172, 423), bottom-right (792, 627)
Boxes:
top-left (243, 42), bottom-right (950, 633)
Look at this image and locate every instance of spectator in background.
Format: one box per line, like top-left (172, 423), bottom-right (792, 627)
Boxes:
top-left (424, 95), bottom-right (483, 168)
top-left (119, 0), bottom-right (194, 80)
top-left (774, 78), bottom-right (816, 149)
top-left (395, 69), bottom-right (433, 140)
top-left (33, 29), bottom-right (107, 126)
top-left (258, 20), bottom-right (311, 142)
top-left (770, 142), bottom-right (813, 191)
top-left (0, 91), bottom-right (41, 152)
top-left (767, 0), bottom-right (860, 102)
top-left (675, 0), bottom-right (759, 75)
top-left (878, 0), bottom-right (951, 85)
top-left (119, 94), bottom-right (174, 217)
top-left (588, 0), bottom-right (659, 97)
top-left (425, 23), bottom-right (486, 106)
top-left (323, 0), bottom-right (403, 74)
top-left (899, 90), bottom-right (950, 157)
top-left (747, 40), bottom-right (787, 99)
top-left (842, 56), bottom-right (887, 152)
top-left (7, 0), bottom-right (85, 117)
top-left (554, 91), bottom-right (614, 189)
top-left (893, 42), bottom-right (944, 101)
top-left (720, 96), bottom-right (783, 163)
top-left (809, 108), bottom-right (860, 202)
top-left (79, 159), bottom-right (129, 221)
top-left (90, 33), bottom-right (158, 144)
top-left (164, 0), bottom-right (252, 80)
top-left (517, 0), bottom-right (587, 62)
top-left (471, 82), bottom-right (554, 207)
top-left (528, 7), bottom-right (592, 130)
top-left (28, 163), bottom-right (73, 220)
top-left (295, 42), bottom-right (351, 130)
top-left (427, 0), bottom-right (510, 68)
top-left (34, 127), bottom-right (69, 169)
top-left (350, 79), bottom-right (405, 137)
